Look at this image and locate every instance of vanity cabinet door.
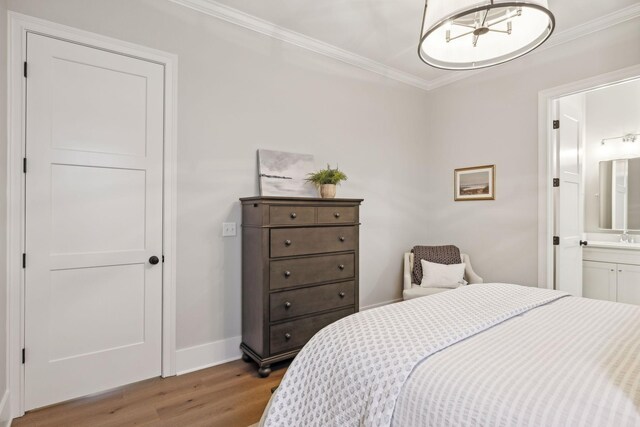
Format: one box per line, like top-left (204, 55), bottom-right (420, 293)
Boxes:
top-left (617, 264), bottom-right (640, 305)
top-left (582, 261), bottom-right (617, 302)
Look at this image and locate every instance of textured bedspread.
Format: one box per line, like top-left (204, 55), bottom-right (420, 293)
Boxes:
top-left (262, 283), bottom-right (568, 427)
top-left (392, 295), bottom-right (640, 427)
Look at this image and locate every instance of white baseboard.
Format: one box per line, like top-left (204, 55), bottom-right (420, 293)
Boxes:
top-left (176, 336), bottom-right (242, 375)
top-left (0, 390), bottom-right (11, 427)
top-left (361, 298), bottom-right (402, 310)
top-left (175, 299), bottom-right (400, 376)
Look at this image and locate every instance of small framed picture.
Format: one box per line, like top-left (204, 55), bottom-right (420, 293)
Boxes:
top-left (454, 165), bottom-right (495, 201)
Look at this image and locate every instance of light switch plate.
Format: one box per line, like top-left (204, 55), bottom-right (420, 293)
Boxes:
top-left (222, 222), bottom-right (237, 237)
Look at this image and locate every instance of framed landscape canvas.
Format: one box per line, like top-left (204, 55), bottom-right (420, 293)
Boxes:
top-left (454, 165), bottom-right (495, 201)
top-left (258, 149), bottom-right (318, 197)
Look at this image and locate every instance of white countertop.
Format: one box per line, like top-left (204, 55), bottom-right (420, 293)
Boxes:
top-left (586, 241), bottom-right (640, 250)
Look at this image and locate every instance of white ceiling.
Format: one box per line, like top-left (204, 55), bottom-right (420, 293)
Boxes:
top-left (185, 0), bottom-right (640, 88)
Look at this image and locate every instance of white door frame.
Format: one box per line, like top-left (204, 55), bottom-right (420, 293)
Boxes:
top-left (6, 12), bottom-right (178, 417)
top-left (537, 64), bottom-right (640, 290)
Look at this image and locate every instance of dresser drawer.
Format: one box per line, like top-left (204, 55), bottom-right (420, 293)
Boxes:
top-left (270, 254), bottom-right (354, 290)
top-left (270, 205), bottom-right (315, 225)
top-left (270, 226), bottom-right (356, 258)
top-left (270, 281), bottom-right (355, 321)
top-left (270, 308), bottom-right (354, 354)
top-left (317, 206), bottom-right (356, 224)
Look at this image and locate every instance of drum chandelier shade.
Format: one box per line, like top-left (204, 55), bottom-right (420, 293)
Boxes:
top-left (418, 0), bottom-right (555, 70)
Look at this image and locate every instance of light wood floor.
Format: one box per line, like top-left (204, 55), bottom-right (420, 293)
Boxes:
top-left (12, 359), bottom-right (288, 427)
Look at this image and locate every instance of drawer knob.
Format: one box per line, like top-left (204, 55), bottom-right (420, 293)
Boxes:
top-left (339, 236), bottom-right (345, 242)
top-left (284, 239), bottom-right (292, 246)
top-left (339, 292), bottom-right (346, 298)
top-left (334, 212), bottom-right (341, 218)
top-left (290, 212), bottom-right (297, 219)
top-left (284, 270), bottom-right (291, 277)
top-left (284, 333), bottom-right (292, 340)
top-left (338, 264), bottom-right (345, 270)
top-left (284, 301), bottom-right (292, 309)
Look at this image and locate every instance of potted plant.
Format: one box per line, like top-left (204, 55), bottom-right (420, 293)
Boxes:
top-left (306, 165), bottom-right (348, 198)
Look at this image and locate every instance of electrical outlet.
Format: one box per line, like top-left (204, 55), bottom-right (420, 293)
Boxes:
top-left (222, 222), bottom-right (237, 237)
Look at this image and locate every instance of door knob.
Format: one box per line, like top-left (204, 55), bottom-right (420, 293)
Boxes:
top-left (339, 292), bottom-right (346, 298)
top-left (334, 212), bottom-right (340, 218)
top-left (149, 256), bottom-right (160, 265)
top-left (339, 236), bottom-right (345, 242)
top-left (284, 271), bottom-right (291, 277)
top-left (284, 239), bottom-right (292, 246)
top-left (284, 301), bottom-right (292, 309)
top-left (338, 264), bottom-right (345, 270)
top-left (580, 240), bottom-right (588, 246)
top-left (284, 333), bottom-right (292, 340)
top-left (290, 212), bottom-right (297, 219)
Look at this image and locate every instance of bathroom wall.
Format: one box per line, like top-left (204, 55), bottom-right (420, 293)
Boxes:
top-left (584, 79), bottom-right (640, 233)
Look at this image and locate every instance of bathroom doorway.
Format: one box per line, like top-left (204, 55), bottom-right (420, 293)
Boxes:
top-left (547, 75), bottom-right (640, 303)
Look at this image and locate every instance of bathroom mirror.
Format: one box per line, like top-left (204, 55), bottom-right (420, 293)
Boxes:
top-left (599, 157), bottom-right (640, 230)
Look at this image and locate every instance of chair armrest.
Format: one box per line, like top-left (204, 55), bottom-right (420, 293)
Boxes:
top-left (403, 252), bottom-right (414, 290)
top-left (461, 253), bottom-right (483, 284)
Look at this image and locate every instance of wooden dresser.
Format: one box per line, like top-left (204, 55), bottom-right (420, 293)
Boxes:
top-left (239, 196), bottom-right (363, 377)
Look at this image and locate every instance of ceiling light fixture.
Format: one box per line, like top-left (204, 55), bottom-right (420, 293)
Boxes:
top-left (418, 0), bottom-right (555, 70)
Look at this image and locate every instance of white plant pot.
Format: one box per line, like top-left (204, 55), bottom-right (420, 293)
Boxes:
top-left (319, 184), bottom-right (336, 198)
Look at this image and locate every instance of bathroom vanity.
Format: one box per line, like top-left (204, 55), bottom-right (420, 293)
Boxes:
top-left (580, 155), bottom-right (640, 305)
top-left (583, 239), bottom-right (640, 305)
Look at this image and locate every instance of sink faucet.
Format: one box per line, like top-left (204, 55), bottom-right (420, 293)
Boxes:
top-left (620, 230), bottom-right (629, 243)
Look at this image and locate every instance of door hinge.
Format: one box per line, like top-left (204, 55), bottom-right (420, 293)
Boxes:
top-left (22, 253), bottom-right (26, 268)
top-left (553, 178), bottom-right (559, 187)
top-left (553, 236), bottom-right (560, 246)
top-left (23, 61), bottom-right (27, 78)
top-left (22, 348), bottom-right (25, 364)
top-left (162, 255), bottom-right (165, 263)
top-left (23, 157), bottom-right (27, 173)
top-left (553, 120), bottom-right (559, 129)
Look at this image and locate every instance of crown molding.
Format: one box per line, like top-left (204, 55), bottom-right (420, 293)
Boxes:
top-left (169, 0), bottom-right (432, 91)
top-left (426, 2), bottom-right (640, 90)
top-left (170, 0), bottom-right (640, 92)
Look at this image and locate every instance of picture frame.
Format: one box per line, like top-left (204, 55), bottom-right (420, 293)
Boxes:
top-left (454, 165), bottom-right (495, 201)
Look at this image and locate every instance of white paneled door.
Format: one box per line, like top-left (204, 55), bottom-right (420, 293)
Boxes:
top-left (25, 33), bottom-right (165, 410)
top-left (555, 95), bottom-right (584, 296)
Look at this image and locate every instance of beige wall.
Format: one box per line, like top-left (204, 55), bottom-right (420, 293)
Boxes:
top-left (3, 0), bottom-right (640, 377)
top-left (0, 0), bottom-right (9, 412)
top-left (6, 0), bottom-right (432, 352)
top-left (423, 18), bottom-right (640, 286)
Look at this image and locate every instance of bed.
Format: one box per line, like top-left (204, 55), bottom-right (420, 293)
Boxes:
top-left (259, 283), bottom-right (640, 427)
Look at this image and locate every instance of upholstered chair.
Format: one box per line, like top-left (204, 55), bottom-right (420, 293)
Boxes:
top-left (403, 252), bottom-right (483, 300)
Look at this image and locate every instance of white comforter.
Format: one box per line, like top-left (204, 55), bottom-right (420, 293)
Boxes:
top-left (392, 294), bottom-right (640, 427)
top-left (262, 283), bottom-right (577, 427)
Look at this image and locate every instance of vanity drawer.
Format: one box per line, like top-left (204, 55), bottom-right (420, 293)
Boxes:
top-left (270, 281), bottom-right (355, 321)
top-left (270, 226), bottom-right (356, 258)
top-left (270, 254), bottom-right (354, 290)
top-left (269, 206), bottom-right (315, 225)
top-left (270, 308), bottom-right (354, 354)
top-left (317, 206), bottom-right (356, 224)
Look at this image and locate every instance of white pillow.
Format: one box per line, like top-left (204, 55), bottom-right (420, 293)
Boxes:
top-left (419, 259), bottom-right (466, 288)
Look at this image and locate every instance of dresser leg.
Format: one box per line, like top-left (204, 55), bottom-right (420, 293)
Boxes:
top-left (241, 352), bottom-right (251, 363)
top-left (258, 365), bottom-right (272, 378)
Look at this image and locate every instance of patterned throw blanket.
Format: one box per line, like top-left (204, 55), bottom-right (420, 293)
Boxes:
top-left (262, 283), bottom-right (568, 427)
top-left (411, 245), bottom-right (461, 284)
